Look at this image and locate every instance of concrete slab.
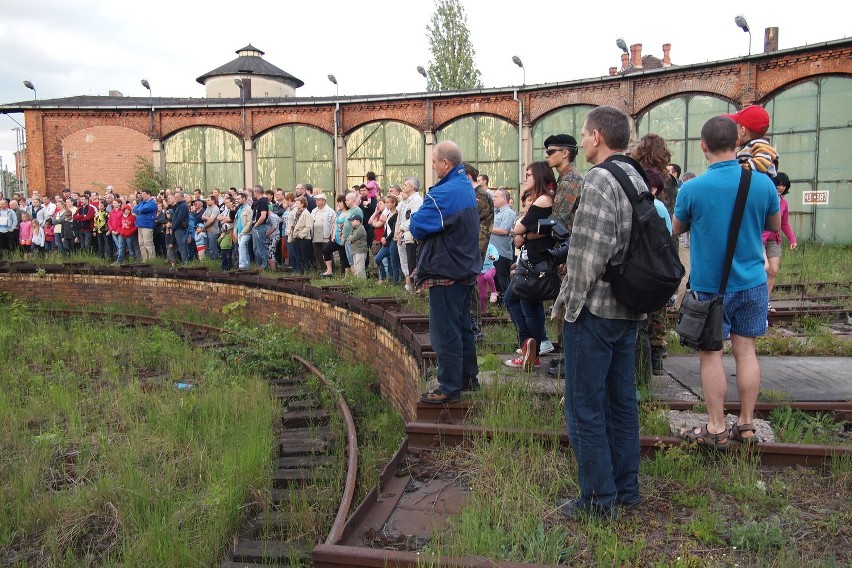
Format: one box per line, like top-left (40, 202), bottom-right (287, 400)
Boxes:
top-left (665, 355), bottom-right (852, 402)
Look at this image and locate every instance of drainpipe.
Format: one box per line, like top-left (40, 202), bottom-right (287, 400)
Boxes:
top-left (333, 102), bottom-right (340, 194)
top-left (513, 89), bottom-right (522, 203)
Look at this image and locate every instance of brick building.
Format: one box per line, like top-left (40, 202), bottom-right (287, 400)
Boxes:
top-left (3, 35), bottom-right (851, 241)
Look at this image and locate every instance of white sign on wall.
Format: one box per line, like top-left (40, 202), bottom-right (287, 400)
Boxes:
top-left (803, 191), bottom-right (829, 205)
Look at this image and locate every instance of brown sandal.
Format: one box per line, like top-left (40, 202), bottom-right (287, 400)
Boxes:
top-left (680, 424), bottom-right (732, 451)
top-left (730, 423), bottom-right (757, 444)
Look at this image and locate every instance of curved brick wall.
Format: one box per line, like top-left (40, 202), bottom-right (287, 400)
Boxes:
top-left (0, 269), bottom-right (424, 421)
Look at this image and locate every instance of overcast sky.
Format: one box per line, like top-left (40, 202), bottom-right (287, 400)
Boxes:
top-left (1, 0), bottom-right (847, 187)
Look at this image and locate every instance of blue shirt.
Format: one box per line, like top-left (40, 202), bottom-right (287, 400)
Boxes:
top-left (653, 199), bottom-right (672, 234)
top-left (674, 160), bottom-right (779, 293)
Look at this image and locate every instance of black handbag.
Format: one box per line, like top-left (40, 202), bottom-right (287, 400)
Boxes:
top-left (675, 169), bottom-right (751, 351)
top-left (511, 247), bottom-right (561, 301)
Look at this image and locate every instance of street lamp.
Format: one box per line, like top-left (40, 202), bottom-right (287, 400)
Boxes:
top-left (735, 15), bottom-right (752, 55)
top-left (511, 55), bottom-right (525, 86)
top-left (327, 74), bottom-right (338, 96)
top-left (141, 79), bottom-right (153, 134)
top-left (234, 78), bottom-right (246, 130)
top-left (416, 66), bottom-right (428, 91)
top-left (616, 38), bottom-right (628, 53)
top-left (23, 80), bottom-right (36, 100)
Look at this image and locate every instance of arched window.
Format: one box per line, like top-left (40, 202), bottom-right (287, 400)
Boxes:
top-left (345, 121), bottom-right (424, 190)
top-left (766, 77), bottom-right (852, 242)
top-left (164, 127), bottom-right (244, 191)
top-left (256, 125), bottom-right (333, 192)
top-left (437, 115), bottom-right (519, 189)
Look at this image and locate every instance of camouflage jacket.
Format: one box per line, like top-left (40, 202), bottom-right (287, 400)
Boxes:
top-left (552, 164), bottom-right (584, 235)
top-left (475, 185), bottom-right (494, 258)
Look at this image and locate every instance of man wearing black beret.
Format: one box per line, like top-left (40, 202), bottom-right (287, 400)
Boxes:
top-left (544, 133), bottom-right (584, 235)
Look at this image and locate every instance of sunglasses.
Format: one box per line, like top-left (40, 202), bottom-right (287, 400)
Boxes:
top-left (545, 147), bottom-right (567, 156)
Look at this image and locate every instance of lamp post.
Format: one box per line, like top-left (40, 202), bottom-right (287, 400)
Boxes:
top-left (416, 65), bottom-right (428, 90)
top-left (23, 80), bottom-right (36, 100)
top-left (141, 78), bottom-right (153, 134)
top-left (616, 38), bottom-right (628, 53)
top-left (327, 74), bottom-right (338, 97)
top-left (511, 56), bottom-right (525, 86)
top-left (234, 78), bottom-right (246, 130)
top-left (735, 15), bottom-right (752, 55)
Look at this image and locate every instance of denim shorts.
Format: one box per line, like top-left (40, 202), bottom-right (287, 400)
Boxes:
top-left (696, 283), bottom-right (768, 338)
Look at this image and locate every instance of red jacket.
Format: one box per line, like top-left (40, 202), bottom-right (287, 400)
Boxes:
top-left (108, 207), bottom-right (124, 233)
top-left (118, 212), bottom-right (137, 237)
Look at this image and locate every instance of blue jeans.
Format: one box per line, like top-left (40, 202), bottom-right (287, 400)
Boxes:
top-left (117, 234), bottom-right (137, 262)
top-left (238, 233), bottom-right (252, 269)
top-left (563, 308), bottom-right (640, 513)
top-left (387, 241), bottom-right (402, 284)
top-left (252, 225), bottom-right (268, 268)
top-left (374, 245), bottom-right (392, 280)
top-left (503, 279), bottom-right (547, 355)
top-left (173, 227), bottom-right (190, 263)
top-left (206, 231), bottom-right (220, 260)
top-left (286, 239), bottom-right (301, 272)
top-left (428, 281), bottom-right (479, 398)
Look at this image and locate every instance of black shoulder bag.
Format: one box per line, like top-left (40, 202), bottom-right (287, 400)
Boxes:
top-left (675, 169), bottom-right (752, 351)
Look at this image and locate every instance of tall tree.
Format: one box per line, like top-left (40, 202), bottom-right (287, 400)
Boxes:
top-left (425, 0), bottom-right (483, 91)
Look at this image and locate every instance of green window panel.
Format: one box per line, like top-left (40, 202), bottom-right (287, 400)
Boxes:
top-left (637, 95), bottom-right (734, 176)
top-left (345, 121), bottom-right (425, 190)
top-left (766, 82), bottom-right (818, 132)
top-left (637, 98), bottom-right (685, 141)
top-left (819, 77), bottom-right (852, 129)
top-left (817, 128), bottom-right (851, 182)
top-left (531, 105), bottom-right (594, 162)
top-left (772, 132), bottom-right (817, 180)
top-left (685, 96), bottom-right (735, 139)
top-left (256, 125), bottom-right (333, 192)
top-left (812, 181), bottom-right (852, 243)
top-left (437, 115), bottom-right (519, 189)
top-left (164, 127), bottom-right (244, 191)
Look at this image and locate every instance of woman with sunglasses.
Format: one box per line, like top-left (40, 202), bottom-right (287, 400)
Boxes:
top-left (504, 161), bottom-right (557, 371)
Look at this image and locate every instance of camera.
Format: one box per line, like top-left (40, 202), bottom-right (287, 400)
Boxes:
top-left (537, 219), bottom-right (570, 264)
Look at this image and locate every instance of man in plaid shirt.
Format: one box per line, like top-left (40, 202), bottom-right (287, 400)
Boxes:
top-left (552, 106), bottom-right (646, 520)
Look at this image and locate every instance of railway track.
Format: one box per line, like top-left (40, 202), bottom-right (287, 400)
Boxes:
top-left (11, 265), bottom-right (852, 567)
top-left (41, 310), bottom-right (358, 568)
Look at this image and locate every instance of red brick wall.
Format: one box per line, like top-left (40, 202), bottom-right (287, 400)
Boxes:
top-left (0, 273), bottom-right (422, 421)
top-left (62, 126), bottom-right (151, 196)
top-left (21, 41), bottom-right (852, 198)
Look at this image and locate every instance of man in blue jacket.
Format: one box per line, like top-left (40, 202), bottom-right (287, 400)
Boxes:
top-left (410, 140), bottom-right (482, 404)
top-left (133, 189), bottom-right (158, 261)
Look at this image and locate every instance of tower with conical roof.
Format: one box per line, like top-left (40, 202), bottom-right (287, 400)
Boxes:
top-left (196, 44), bottom-right (304, 99)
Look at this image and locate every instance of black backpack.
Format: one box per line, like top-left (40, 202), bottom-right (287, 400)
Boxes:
top-left (597, 155), bottom-right (685, 313)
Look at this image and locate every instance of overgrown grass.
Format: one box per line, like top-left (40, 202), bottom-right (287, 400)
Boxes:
top-left (775, 243), bottom-right (852, 286)
top-left (0, 306), bottom-right (277, 566)
top-left (425, 437), bottom-right (852, 566)
top-left (768, 406), bottom-right (847, 445)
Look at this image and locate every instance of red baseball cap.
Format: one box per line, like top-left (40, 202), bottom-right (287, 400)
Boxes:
top-left (724, 105), bottom-right (770, 136)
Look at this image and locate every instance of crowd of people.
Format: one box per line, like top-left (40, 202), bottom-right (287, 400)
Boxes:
top-left (0, 104), bottom-right (795, 523)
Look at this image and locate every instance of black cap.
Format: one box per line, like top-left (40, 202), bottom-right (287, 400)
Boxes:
top-left (544, 134), bottom-right (578, 149)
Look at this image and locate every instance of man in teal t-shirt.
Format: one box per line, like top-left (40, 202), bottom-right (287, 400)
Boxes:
top-left (674, 115), bottom-right (780, 449)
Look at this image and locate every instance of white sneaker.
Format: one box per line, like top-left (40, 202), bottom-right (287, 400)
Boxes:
top-left (539, 340), bottom-right (555, 355)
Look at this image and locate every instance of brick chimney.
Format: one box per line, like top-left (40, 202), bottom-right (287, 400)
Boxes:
top-left (621, 52), bottom-right (629, 72)
top-left (764, 27), bottom-right (779, 52)
top-left (662, 44), bottom-right (672, 67)
top-left (609, 67), bottom-right (618, 76)
top-left (630, 44), bottom-right (643, 69)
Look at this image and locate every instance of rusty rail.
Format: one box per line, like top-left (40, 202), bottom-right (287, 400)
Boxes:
top-left (405, 421), bottom-right (852, 468)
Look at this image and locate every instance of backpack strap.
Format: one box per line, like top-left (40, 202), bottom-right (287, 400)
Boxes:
top-left (594, 156), bottom-right (647, 280)
top-left (718, 169), bottom-right (752, 295)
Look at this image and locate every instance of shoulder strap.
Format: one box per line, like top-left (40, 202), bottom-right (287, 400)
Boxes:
top-left (719, 169), bottom-right (752, 295)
